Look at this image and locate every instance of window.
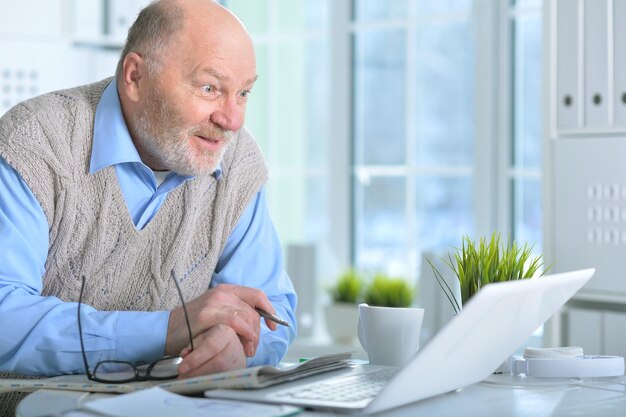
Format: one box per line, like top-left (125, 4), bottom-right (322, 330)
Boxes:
top-left (352, 1), bottom-right (475, 280)
top-left (350, 0), bottom-right (544, 284)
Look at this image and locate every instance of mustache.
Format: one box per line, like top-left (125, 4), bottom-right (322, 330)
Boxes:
top-left (192, 126), bottom-right (237, 142)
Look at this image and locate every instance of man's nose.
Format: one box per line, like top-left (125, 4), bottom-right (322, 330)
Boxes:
top-left (210, 96), bottom-right (244, 132)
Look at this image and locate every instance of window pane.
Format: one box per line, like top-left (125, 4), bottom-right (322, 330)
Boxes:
top-left (275, 41), bottom-right (311, 168)
top-left (354, 30), bottom-right (407, 165)
top-left (415, 20), bottom-right (474, 165)
top-left (274, 39), bottom-right (328, 168)
top-left (355, 176), bottom-right (408, 273)
top-left (356, 246), bottom-right (411, 277)
top-left (356, 176), bottom-right (407, 246)
top-left (245, 45), bottom-right (269, 154)
top-left (514, 0), bottom-right (542, 8)
top-left (513, 15), bottom-right (542, 169)
top-left (415, 176), bottom-right (473, 250)
top-left (221, 0), bottom-right (268, 34)
top-left (277, 0), bottom-right (329, 31)
top-left (268, 175), bottom-right (328, 243)
top-left (353, 0), bottom-right (407, 22)
top-left (512, 177), bottom-right (542, 251)
top-left (415, 0), bottom-right (472, 15)
top-left (304, 39), bottom-right (329, 167)
top-left (302, 176), bottom-right (329, 240)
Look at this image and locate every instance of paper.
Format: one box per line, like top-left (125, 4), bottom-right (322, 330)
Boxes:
top-left (82, 387), bottom-right (302, 417)
top-left (0, 352), bottom-right (352, 396)
top-left (0, 374), bottom-right (151, 394)
top-left (160, 351), bottom-right (352, 394)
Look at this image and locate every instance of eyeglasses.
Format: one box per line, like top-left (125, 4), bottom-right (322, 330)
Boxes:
top-left (77, 271), bottom-right (194, 383)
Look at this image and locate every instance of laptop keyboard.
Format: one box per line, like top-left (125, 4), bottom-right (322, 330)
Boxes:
top-left (274, 368), bottom-right (397, 403)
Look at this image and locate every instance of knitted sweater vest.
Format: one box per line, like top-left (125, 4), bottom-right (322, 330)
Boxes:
top-left (0, 79), bottom-right (267, 415)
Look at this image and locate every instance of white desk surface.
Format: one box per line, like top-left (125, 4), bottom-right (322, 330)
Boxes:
top-left (17, 374), bottom-right (626, 417)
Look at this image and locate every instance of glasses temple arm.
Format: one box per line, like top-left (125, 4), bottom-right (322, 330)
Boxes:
top-left (171, 271), bottom-right (195, 352)
top-left (77, 276), bottom-right (94, 379)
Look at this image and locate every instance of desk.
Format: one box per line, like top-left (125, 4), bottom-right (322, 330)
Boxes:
top-left (17, 374), bottom-right (626, 417)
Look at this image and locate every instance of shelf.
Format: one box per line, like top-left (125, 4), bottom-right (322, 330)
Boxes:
top-left (554, 127), bottom-right (626, 138)
top-left (71, 36), bottom-right (125, 50)
top-left (567, 290), bottom-right (626, 312)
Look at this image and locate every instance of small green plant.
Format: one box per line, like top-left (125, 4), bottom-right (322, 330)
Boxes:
top-left (330, 268), bottom-right (364, 304)
top-left (428, 232), bottom-right (549, 314)
top-left (363, 273), bottom-right (414, 308)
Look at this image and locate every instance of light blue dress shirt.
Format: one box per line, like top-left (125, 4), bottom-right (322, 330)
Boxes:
top-left (0, 81), bottom-right (296, 376)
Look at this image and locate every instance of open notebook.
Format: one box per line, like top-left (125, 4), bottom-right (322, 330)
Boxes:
top-left (0, 351), bottom-right (352, 395)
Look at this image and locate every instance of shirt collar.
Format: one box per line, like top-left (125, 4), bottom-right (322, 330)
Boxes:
top-left (90, 80), bottom-right (143, 174)
top-left (90, 80), bottom-right (222, 179)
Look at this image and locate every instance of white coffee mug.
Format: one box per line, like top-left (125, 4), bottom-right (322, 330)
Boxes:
top-left (357, 303), bottom-right (425, 367)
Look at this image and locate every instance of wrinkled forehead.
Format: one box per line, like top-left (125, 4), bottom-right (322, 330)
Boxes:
top-left (169, 7), bottom-right (256, 79)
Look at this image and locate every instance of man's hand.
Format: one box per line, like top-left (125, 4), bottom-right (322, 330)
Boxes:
top-left (165, 284), bottom-right (278, 359)
top-left (176, 324), bottom-right (246, 378)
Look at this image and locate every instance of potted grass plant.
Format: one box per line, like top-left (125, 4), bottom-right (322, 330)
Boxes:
top-left (428, 232), bottom-right (548, 314)
top-left (324, 268), bottom-right (364, 344)
top-left (363, 273), bottom-right (414, 308)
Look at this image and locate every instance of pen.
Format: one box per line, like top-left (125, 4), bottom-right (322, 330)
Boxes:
top-left (255, 307), bottom-right (290, 327)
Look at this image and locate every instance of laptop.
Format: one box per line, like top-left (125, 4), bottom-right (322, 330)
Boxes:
top-left (205, 268), bottom-right (595, 414)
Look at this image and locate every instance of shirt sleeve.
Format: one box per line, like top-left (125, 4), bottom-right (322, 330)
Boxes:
top-left (0, 157), bottom-right (169, 376)
top-left (212, 187), bottom-right (298, 366)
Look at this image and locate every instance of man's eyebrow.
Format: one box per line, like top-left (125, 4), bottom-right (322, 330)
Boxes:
top-left (246, 74), bottom-right (259, 85)
top-left (200, 69), bottom-right (258, 85)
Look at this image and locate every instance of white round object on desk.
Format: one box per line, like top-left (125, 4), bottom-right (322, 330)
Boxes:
top-left (513, 355), bottom-right (625, 377)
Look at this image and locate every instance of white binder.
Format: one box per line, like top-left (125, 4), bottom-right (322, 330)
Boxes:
top-left (614, 0), bottom-right (626, 126)
top-left (584, 0), bottom-right (609, 127)
top-left (556, 0), bottom-right (580, 129)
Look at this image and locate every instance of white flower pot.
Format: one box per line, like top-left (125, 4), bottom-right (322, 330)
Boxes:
top-left (324, 302), bottom-right (359, 344)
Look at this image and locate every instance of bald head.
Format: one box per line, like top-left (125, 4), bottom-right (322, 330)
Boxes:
top-left (116, 0), bottom-right (253, 80)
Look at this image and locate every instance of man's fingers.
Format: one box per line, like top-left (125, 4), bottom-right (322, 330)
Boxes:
top-left (219, 304), bottom-right (260, 349)
top-left (229, 286), bottom-right (280, 331)
top-left (264, 318), bottom-right (278, 331)
top-left (166, 284), bottom-right (275, 357)
top-left (242, 338), bottom-right (256, 358)
top-left (177, 325), bottom-right (246, 378)
top-left (228, 285), bottom-right (275, 314)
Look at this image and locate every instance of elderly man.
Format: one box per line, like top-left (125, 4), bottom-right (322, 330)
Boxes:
top-left (0, 0), bottom-right (297, 413)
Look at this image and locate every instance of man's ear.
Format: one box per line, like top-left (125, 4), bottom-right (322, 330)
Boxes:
top-left (121, 52), bottom-right (145, 102)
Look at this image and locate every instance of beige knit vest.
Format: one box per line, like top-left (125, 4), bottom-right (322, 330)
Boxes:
top-left (0, 79), bottom-right (267, 415)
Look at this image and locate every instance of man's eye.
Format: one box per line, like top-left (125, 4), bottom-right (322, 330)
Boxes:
top-left (239, 90), bottom-right (251, 98)
top-left (202, 85), bottom-right (215, 94)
